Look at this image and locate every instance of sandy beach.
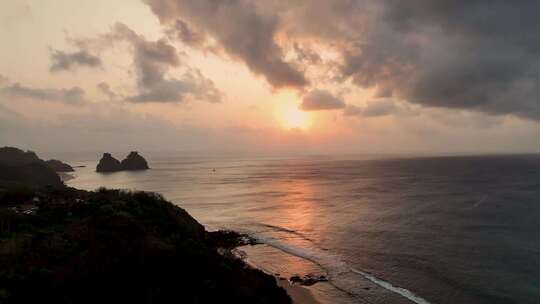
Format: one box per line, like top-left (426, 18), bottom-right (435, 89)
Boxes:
top-left (276, 279), bottom-right (320, 304)
top-left (57, 172), bottom-right (76, 182)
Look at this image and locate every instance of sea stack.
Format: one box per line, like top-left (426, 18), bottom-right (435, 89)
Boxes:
top-left (120, 151), bottom-right (150, 171)
top-left (96, 153), bottom-right (122, 172)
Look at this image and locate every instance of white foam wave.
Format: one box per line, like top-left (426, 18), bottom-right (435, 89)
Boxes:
top-left (253, 234), bottom-right (349, 275)
top-left (251, 229), bottom-right (433, 304)
top-left (351, 268), bottom-right (432, 304)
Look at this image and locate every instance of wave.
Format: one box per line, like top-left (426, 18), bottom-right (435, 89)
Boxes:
top-left (350, 269), bottom-right (432, 304)
top-left (256, 223), bottom-right (316, 242)
top-left (249, 224), bottom-right (433, 304)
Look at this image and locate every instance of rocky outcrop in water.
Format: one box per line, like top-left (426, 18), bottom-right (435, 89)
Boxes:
top-left (0, 147), bottom-right (64, 188)
top-left (120, 151), bottom-right (149, 171)
top-left (96, 152), bottom-right (150, 173)
top-left (45, 159), bottom-right (74, 172)
top-left (96, 153), bottom-right (122, 172)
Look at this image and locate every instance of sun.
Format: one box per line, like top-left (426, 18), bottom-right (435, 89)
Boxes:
top-left (275, 102), bottom-right (311, 130)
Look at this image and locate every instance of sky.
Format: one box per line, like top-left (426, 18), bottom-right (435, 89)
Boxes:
top-left (1, 0), bottom-right (540, 155)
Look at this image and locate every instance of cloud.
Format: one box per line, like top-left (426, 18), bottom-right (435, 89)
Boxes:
top-left (97, 82), bottom-right (118, 100)
top-left (300, 90), bottom-right (345, 111)
top-left (0, 102), bottom-right (315, 153)
top-left (140, 0), bottom-right (540, 120)
top-left (293, 43), bottom-right (322, 65)
top-left (122, 25), bottom-right (222, 103)
top-left (127, 68), bottom-right (222, 103)
top-left (1, 83), bottom-right (85, 104)
top-left (72, 23), bottom-right (222, 103)
top-left (49, 49), bottom-right (102, 72)
top-left (145, 0), bottom-right (308, 89)
top-left (165, 19), bottom-right (206, 48)
top-left (344, 99), bottom-right (399, 118)
top-left (333, 0), bottom-right (540, 120)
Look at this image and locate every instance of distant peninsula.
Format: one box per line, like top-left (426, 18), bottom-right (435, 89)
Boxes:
top-left (0, 147), bottom-right (64, 188)
top-left (45, 159), bottom-right (74, 172)
top-left (96, 151), bottom-right (150, 173)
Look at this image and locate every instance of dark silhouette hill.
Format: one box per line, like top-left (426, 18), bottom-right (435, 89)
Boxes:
top-left (0, 187), bottom-right (291, 304)
top-left (0, 147), bottom-right (39, 165)
top-left (45, 159), bottom-right (74, 172)
top-left (0, 147), bottom-right (63, 188)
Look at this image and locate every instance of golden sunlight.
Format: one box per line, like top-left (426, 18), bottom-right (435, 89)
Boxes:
top-left (276, 103), bottom-right (311, 130)
top-left (274, 93), bottom-right (312, 130)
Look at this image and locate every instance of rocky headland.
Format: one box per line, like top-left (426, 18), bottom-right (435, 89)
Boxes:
top-left (45, 159), bottom-right (75, 172)
top-left (0, 147), bottom-right (291, 304)
top-left (0, 147), bottom-right (64, 188)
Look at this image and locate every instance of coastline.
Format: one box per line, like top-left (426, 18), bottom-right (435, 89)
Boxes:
top-left (61, 170), bottom-right (322, 303)
top-left (0, 183), bottom-right (293, 303)
top-left (236, 245), bottom-right (325, 304)
top-left (276, 279), bottom-right (320, 304)
top-left (57, 171), bottom-right (76, 182)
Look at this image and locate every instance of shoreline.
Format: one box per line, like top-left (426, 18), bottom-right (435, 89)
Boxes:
top-left (235, 245), bottom-right (323, 304)
top-left (58, 171), bottom-right (76, 182)
top-left (0, 185), bottom-right (293, 303)
top-left (276, 279), bottom-right (320, 304)
top-left (64, 168), bottom-right (321, 303)
top-left (241, 251), bottom-right (321, 304)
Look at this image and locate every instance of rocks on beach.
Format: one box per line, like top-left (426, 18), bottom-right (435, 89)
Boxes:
top-left (289, 274), bottom-right (328, 286)
top-left (96, 152), bottom-right (150, 173)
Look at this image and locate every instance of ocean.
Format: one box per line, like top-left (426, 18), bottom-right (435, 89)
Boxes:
top-left (52, 152), bottom-right (540, 304)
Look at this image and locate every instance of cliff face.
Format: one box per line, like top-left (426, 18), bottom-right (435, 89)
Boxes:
top-left (96, 153), bottom-right (122, 172)
top-left (0, 187), bottom-right (291, 304)
top-left (45, 159), bottom-right (74, 172)
top-left (0, 147), bottom-right (64, 188)
top-left (120, 152), bottom-right (149, 171)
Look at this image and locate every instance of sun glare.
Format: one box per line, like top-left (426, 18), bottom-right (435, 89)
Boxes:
top-left (276, 102), bottom-right (311, 130)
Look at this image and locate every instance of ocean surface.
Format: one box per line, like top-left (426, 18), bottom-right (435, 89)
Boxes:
top-left (52, 152), bottom-right (540, 304)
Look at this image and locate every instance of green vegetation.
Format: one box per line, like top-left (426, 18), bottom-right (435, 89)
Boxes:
top-left (0, 186), bottom-right (291, 304)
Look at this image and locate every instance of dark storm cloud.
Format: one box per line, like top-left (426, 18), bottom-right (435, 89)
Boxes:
top-left (143, 0), bottom-right (540, 120)
top-left (144, 0), bottom-right (309, 89)
top-left (338, 0), bottom-right (540, 119)
top-left (49, 49), bottom-right (102, 72)
top-left (300, 90), bottom-right (345, 111)
top-left (1, 83), bottom-right (85, 104)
